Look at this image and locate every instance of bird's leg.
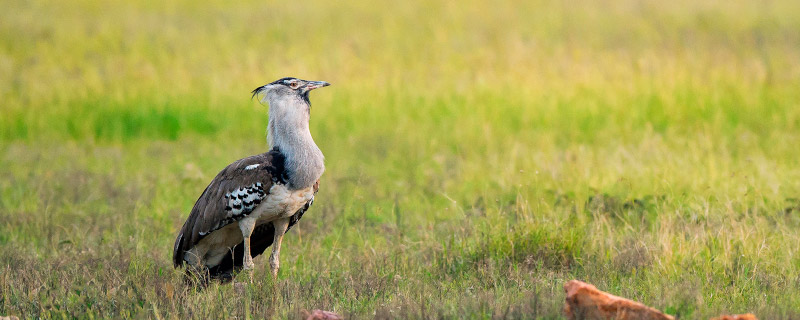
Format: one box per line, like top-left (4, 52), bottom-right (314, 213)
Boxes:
top-left (238, 218), bottom-right (257, 280)
top-left (243, 237), bottom-right (254, 269)
top-left (269, 218), bottom-right (290, 278)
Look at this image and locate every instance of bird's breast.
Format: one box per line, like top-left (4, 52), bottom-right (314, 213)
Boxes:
top-left (251, 183), bottom-right (316, 223)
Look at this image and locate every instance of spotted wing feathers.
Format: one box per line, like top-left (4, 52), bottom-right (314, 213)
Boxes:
top-left (223, 183), bottom-right (266, 218)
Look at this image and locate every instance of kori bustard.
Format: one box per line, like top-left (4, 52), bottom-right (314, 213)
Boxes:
top-left (173, 77), bottom-right (329, 281)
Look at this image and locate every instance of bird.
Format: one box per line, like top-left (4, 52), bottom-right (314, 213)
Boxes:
top-left (172, 77), bottom-right (330, 281)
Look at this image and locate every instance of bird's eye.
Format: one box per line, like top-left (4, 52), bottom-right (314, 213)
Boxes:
top-left (289, 81), bottom-right (300, 89)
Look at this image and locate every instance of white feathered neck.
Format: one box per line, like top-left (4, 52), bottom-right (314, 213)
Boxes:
top-left (264, 92), bottom-right (325, 190)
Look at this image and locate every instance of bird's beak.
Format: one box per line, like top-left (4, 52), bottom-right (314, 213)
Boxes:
top-left (304, 80), bottom-right (331, 91)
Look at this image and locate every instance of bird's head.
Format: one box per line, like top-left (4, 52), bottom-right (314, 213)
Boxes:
top-left (251, 77), bottom-right (330, 106)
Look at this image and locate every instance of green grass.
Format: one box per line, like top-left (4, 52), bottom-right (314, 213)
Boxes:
top-left (2, 0), bottom-right (800, 318)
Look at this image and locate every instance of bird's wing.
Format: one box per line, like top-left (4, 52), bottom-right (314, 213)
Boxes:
top-left (172, 148), bottom-right (287, 267)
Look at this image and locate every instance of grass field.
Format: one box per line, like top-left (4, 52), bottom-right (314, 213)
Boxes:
top-left (2, 0), bottom-right (800, 318)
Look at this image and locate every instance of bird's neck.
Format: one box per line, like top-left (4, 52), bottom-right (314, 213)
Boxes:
top-left (267, 102), bottom-right (325, 190)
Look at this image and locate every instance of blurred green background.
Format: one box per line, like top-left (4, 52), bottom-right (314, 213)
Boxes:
top-left (1, 0), bottom-right (800, 318)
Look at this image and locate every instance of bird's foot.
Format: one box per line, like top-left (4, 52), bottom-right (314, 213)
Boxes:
top-left (242, 256), bottom-right (255, 270)
top-left (269, 256), bottom-right (280, 279)
top-left (241, 257), bottom-right (255, 283)
top-left (246, 269), bottom-right (255, 283)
